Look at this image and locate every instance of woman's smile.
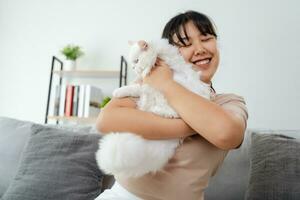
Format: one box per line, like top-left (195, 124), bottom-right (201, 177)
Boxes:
top-left (192, 57), bottom-right (212, 70)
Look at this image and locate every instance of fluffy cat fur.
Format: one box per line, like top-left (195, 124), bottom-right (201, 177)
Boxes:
top-left (95, 39), bottom-right (212, 178)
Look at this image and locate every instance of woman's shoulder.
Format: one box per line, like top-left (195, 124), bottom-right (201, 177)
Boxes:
top-left (213, 93), bottom-right (246, 105)
top-left (213, 93), bottom-right (249, 125)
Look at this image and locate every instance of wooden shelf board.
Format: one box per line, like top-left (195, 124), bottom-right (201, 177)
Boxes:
top-left (53, 69), bottom-right (120, 78)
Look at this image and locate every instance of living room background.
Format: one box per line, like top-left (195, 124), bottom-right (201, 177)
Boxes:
top-left (0, 0), bottom-right (299, 129)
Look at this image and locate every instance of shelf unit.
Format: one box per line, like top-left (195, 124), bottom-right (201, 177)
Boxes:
top-left (45, 56), bottom-right (128, 124)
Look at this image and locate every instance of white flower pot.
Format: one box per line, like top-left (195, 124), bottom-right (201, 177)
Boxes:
top-left (64, 60), bottom-right (76, 71)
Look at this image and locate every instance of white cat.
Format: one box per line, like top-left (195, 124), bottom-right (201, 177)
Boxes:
top-left (95, 39), bottom-right (212, 178)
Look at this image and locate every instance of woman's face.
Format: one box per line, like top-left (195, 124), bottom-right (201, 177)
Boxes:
top-left (172, 21), bottom-right (219, 84)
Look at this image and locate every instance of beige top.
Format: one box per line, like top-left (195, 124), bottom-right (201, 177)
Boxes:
top-left (116, 93), bottom-right (248, 200)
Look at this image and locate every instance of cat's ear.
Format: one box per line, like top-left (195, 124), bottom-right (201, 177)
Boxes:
top-left (128, 40), bottom-right (135, 46)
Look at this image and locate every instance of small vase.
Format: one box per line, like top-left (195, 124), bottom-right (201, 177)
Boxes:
top-left (64, 60), bottom-right (76, 71)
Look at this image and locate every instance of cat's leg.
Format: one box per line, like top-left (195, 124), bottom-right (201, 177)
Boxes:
top-left (113, 84), bottom-right (142, 98)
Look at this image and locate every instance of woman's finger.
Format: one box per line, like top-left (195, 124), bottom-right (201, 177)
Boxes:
top-left (155, 58), bottom-right (161, 66)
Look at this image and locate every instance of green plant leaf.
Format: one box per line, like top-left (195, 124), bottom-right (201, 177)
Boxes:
top-left (61, 44), bottom-right (84, 60)
top-left (100, 96), bottom-right (111, 108)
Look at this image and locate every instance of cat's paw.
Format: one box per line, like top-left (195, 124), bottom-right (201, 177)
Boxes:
top-left (113, 84), bottom-right (142, 98)
top-left (141, 66), bottom-right (152, 78)
top-left (113, 88), bottom-right (128, 98)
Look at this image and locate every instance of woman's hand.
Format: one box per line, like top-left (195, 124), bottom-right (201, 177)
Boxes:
top-left (143, 58), bottom-right (174, 93)
top-left (97, 96), bottom-right (195, 139)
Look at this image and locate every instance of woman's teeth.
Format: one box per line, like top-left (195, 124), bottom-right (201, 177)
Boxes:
top-left (195, 59), bottom-right (210, 65)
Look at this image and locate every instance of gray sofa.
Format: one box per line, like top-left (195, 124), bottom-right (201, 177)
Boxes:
top-left (0, 116), bottom-right (299, 200)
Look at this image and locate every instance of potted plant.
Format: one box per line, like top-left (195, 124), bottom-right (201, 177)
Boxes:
top-left (100, 96), bottom-right (111, 108)
top-left (61, 44), bottom-right (84, 70)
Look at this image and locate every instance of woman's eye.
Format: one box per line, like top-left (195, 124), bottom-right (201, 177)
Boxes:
top-left (202, 37), bottom-right (212, 42)
top-left (179, 43), bottom-right (191, 48)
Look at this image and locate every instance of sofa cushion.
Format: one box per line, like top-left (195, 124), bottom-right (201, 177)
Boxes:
top-left (2, 123), bottom-right (104, 200)
top-left (204, 129), bottom-right (251, 200)
top-left (205, 129), bottom-right (300, 200)
top-left (0, 117), bottom-right (33, 197)
top-left (245, 132), bottom-right (300, 199)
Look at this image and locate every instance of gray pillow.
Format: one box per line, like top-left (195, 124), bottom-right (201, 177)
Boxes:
top-left (0, 117), bottom-right (33, 197)
top-left (2, 124), bottom-right (104, 200)
top-left (245, 132), bottom-right (300, 200)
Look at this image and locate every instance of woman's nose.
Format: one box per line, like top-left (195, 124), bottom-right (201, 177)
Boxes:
top-left (194, 42), bottom-right (206, 56)
top-left (194, 48), bottom-right (206, 56)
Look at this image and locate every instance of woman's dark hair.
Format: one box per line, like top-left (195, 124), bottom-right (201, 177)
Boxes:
top-left (162, 10), bottom-right (217, 46)
top-left (162, 10), bottom-right (217, 93)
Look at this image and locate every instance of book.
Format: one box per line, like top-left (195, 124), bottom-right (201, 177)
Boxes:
top-left (83, 85), bottom-right (103, 118)
top-left (53, 85), bottom-right (61, 116)
top-left (65, 85), bottom-right (74, 117)
top-left (77, 85), bottom-right (86, 118)
top-left (59, 85), bottom-right (67, 117)
top-left (72, 86), bottom-right (79, 116)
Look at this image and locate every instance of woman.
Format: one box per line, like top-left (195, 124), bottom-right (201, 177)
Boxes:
top-left (96, 10), bottom-right (248, 200)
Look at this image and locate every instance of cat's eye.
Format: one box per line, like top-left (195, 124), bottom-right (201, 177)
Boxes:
top-left (134, 59), bottom-right (139, 63)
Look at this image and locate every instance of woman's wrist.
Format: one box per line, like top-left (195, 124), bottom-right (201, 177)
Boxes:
top-left (161, 79), bottom-right (177, 95)
top-left (174, 118), bottom-right (195, 138)
top-left (161, 80), bottom-right (185, 105)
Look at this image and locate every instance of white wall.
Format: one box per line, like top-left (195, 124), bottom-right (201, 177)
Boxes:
top-left (0, 0), bottom-right (299, 129)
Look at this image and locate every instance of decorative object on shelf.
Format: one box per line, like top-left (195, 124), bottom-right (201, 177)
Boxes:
top-left (60, 44), bottom-right (84, 70)
top-left (100, 96), bottom-right (111, 108)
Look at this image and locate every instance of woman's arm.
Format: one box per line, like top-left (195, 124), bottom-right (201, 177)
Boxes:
top-left (96, 97), bottom-right (195, 140)
top-left (163, 81), bottom-right (245, 150)
top-left (143, 61), bottom-right (246, 150)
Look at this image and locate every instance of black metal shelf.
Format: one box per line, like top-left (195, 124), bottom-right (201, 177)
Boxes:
top-left (45, 56), bottom-right (128, 124)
